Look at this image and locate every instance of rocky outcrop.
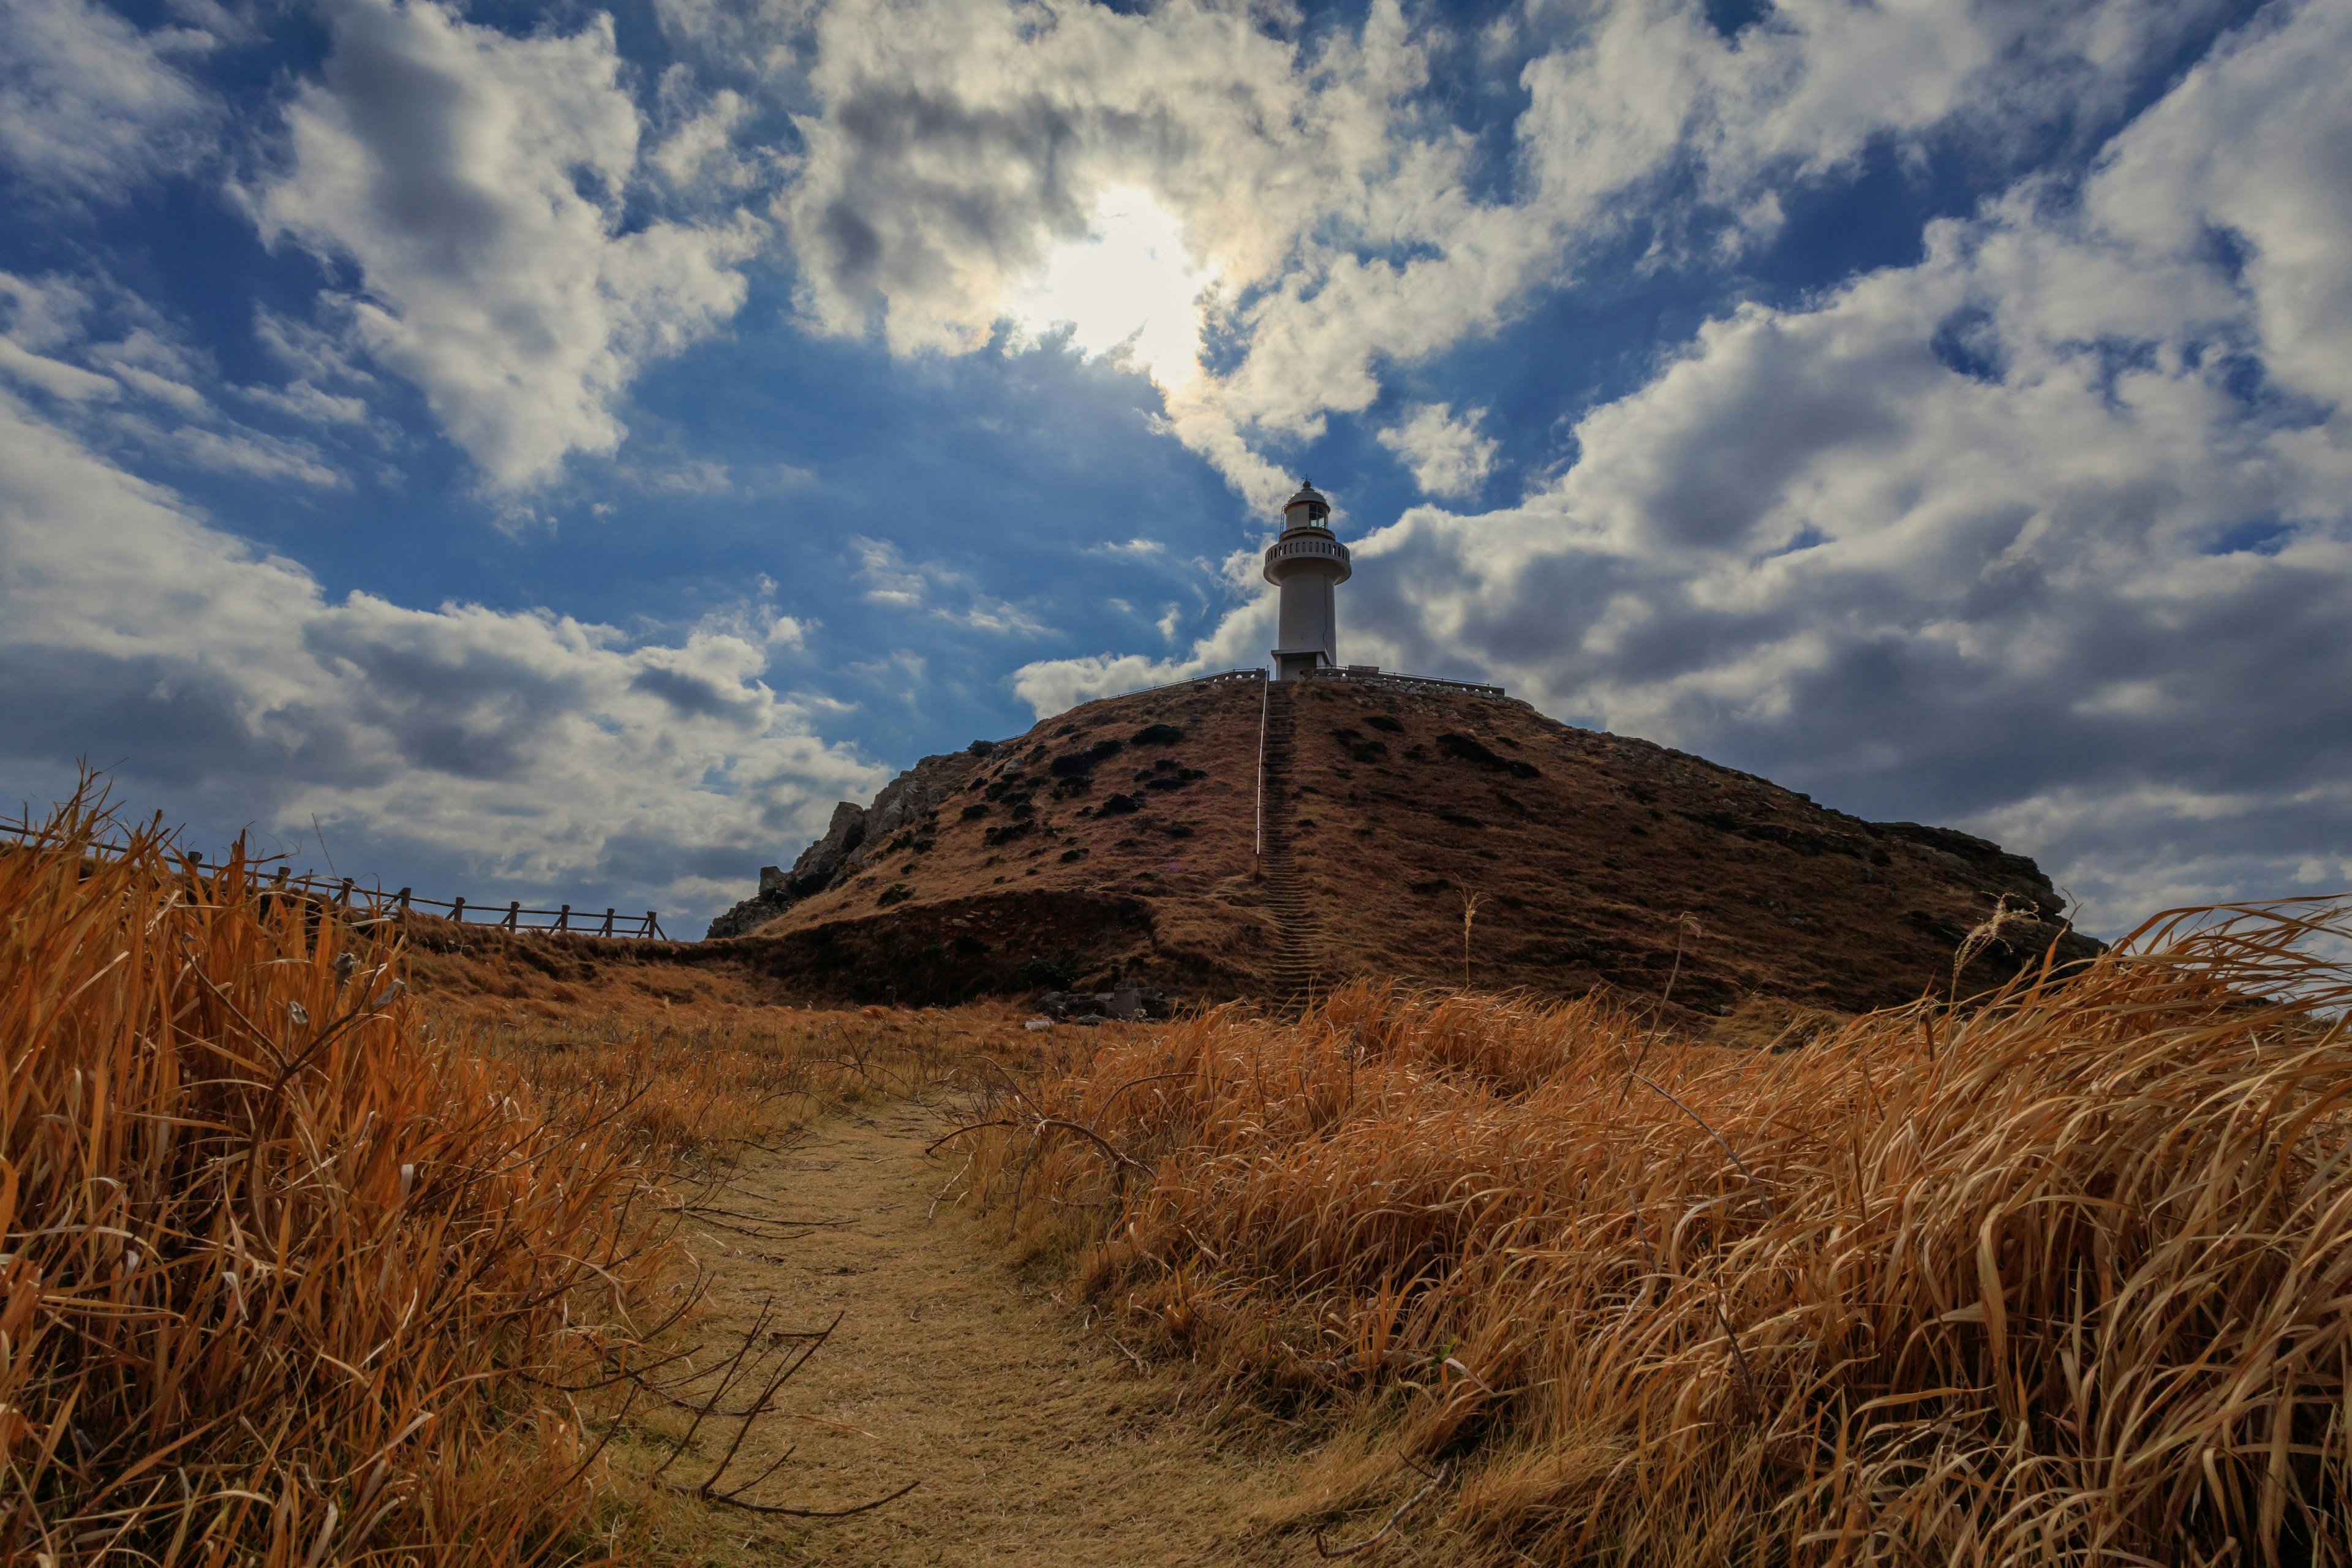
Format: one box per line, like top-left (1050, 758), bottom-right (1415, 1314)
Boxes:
top-left (788, 802), bottom-right (871, 895)
top-left (706, 884), bottom-right (794, 940)
top-left (853, 746), bottom-right (987, 857)
top-left (707, 741), bottom-right (1004, 940)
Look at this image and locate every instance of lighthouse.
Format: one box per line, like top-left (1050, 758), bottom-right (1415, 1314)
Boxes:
top-left (1264, 479), bottom-right (1352, 681)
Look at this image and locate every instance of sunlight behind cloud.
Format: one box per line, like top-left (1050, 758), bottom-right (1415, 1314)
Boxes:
top-left (1007, 186), bottom-right (1212, 390)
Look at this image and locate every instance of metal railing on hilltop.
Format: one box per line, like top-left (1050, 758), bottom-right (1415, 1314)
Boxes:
top-left (1074, 662), bottom-right (1513, 709)
top-left (1301, 665), bottom-right (1511, 701)
top-left (1, 816), bottom-right (668, 940)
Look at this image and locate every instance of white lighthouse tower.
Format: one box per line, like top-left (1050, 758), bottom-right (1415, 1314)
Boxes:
top-left (1264, 479), bottom-right (1352, 682)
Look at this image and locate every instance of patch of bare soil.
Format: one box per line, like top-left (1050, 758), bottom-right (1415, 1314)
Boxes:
top-left (658, 1095), bottom-right (1300, 1566)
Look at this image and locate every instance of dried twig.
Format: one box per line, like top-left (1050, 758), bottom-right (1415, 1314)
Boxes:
top-left (1314, 1461), bottom-right (1449, 1559)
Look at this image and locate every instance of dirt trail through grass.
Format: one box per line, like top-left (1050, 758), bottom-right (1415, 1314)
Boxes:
top-left (671, 1093), bottom-right (1297, 1566)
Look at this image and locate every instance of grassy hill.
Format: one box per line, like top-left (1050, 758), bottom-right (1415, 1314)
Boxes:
top-left (710, 675), bottom-right (2097, 1014)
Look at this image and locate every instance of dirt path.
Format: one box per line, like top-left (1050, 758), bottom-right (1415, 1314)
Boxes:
top-left (662, 1094), bottom-right (1303, 1566)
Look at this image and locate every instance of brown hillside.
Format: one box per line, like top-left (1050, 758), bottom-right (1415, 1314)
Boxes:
top-left (709, 674), bottom-right (2095, 1013)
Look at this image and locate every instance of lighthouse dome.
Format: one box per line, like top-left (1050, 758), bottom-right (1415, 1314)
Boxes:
top-left (1281, 480), bottom-right (1332, 530)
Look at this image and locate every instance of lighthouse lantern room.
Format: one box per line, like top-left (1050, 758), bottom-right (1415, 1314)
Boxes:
top-left (1263, 479), bottom-right (1352, 681)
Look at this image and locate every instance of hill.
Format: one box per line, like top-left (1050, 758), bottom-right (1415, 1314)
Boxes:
top-left (704, 672), bottom-right (2097, 1014)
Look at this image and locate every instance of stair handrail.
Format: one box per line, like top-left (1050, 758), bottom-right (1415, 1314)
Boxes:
top-left (1254, 674), bottom-right (1269, 870)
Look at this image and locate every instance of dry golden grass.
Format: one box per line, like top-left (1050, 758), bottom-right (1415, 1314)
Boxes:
top-left (396, 913), bottom-right (1009, 1167)
top-left (470, 1005), bottom-right (974, 1169)
top-left (0, 795), bottom-right (694, 1561)
top-left (972, 903), bottom-right (2352, 1565)
top-left (0, 785), bottom-right (1044, 1562)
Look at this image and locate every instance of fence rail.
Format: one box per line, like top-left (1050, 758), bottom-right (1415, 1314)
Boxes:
top-left (1300, 665), bottom-right (1513, 701)
top-left (1099, 663), bottom-right (1514, 706)
top-left (2, 818), bottom-right (667, 940)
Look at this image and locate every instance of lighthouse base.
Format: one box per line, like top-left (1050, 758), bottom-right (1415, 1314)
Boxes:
top-left (1272, 649), bottom-right (1330, 682)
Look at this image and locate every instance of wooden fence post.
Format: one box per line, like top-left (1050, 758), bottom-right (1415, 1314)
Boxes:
top-left (503, 901), bottom-right (520, 931)
top-left (557, 903), bottom-right (570, 932)
top-left (396, 887), bottom-right (412, 910)
top-left (643, 911), bottom-right (658, 938)
top-left (451, 896), bottom-right (466, 923)
top-left (336, 877), bottom-right (353, 909)
top-left (600, 908), bottom-right (614, 937)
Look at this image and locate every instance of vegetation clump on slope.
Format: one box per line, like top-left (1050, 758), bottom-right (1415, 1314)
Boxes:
top-left (978, 905), bottom-right (2352, 1564)
top-left (0, 797), bottom-right (675, 1561)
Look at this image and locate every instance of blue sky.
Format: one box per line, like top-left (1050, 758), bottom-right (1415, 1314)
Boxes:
top-left (4, 0), bottom-right (2348, 933)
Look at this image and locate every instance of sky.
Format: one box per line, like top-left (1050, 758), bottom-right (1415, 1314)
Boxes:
top-left (3, 0), bottom-right (2348, 935)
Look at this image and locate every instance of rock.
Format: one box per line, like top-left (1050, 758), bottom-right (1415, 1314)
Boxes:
top-left (1037, 990), bottom-right (1104, 1019)
top-left (786, 749), bottom-right (997, 899)
top-left (788, 801), bottom-right (870, 895)
top-left (859, 750), bottom-right (981, 849)
top-left (707, 886), bottom-right (794, 940)
top-left (724, 744), bottom-right (1013, 937)
top-left (1034, 984), bottom-right (1173, 1022)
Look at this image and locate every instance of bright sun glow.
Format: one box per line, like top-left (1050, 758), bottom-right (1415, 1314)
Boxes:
top-left (1008, 187), bottom-right (1213, 390)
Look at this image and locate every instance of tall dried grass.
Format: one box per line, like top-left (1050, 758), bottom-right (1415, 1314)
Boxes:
top-left (0, 796), bottom-right (673, 1562)
top-left (483, 1011), bottom-right (963, 1169)
top-left (984, 903), bottom-right (2352, 1564)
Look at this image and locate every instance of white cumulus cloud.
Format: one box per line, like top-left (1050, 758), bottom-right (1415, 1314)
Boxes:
top-left (1378, 403), bottom-right (1497, 499)
top-left (770, 0), bottom-right (2226, 510)
top-left (255, 0), bottom-right (763, 489)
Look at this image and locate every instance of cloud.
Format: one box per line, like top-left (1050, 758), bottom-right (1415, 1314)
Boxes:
top-left (0, 334), bottom-right (116, 401)
top-left (1076, 0), bottom-right (2350, 934)
top-left (651, 70), bottom-right (762, 192)
top-left (1378, 402), bottom-right (1497, 499)
top-left (0, 383), bottom-right (887, 914)
top-left (255, 0), bottom-right (763, 489)
top-left (0, 0), bottom-right (217, 197)
top-left (2, 268), bottom-right (363, 484)
top-left (0, 272), bottom-right (118, 399)
top-left (1011, 593), bottom-right (1272, 717)
top-left (852, 535), bottom-right (1049, 635)
top-left (774, 0), bottom-right (2227, 509)
top-left (2081, 0), bottom-right (2352, 426)
top-left (236, 379), bottom-right (372, 426)
top-left (173, 425), bottom-right (345, 487)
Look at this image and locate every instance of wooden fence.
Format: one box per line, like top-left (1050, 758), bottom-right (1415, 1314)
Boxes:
top-left (2, 818), bottom-right (667, 940)
top-left (262, 868), bottom-right (668, 939)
